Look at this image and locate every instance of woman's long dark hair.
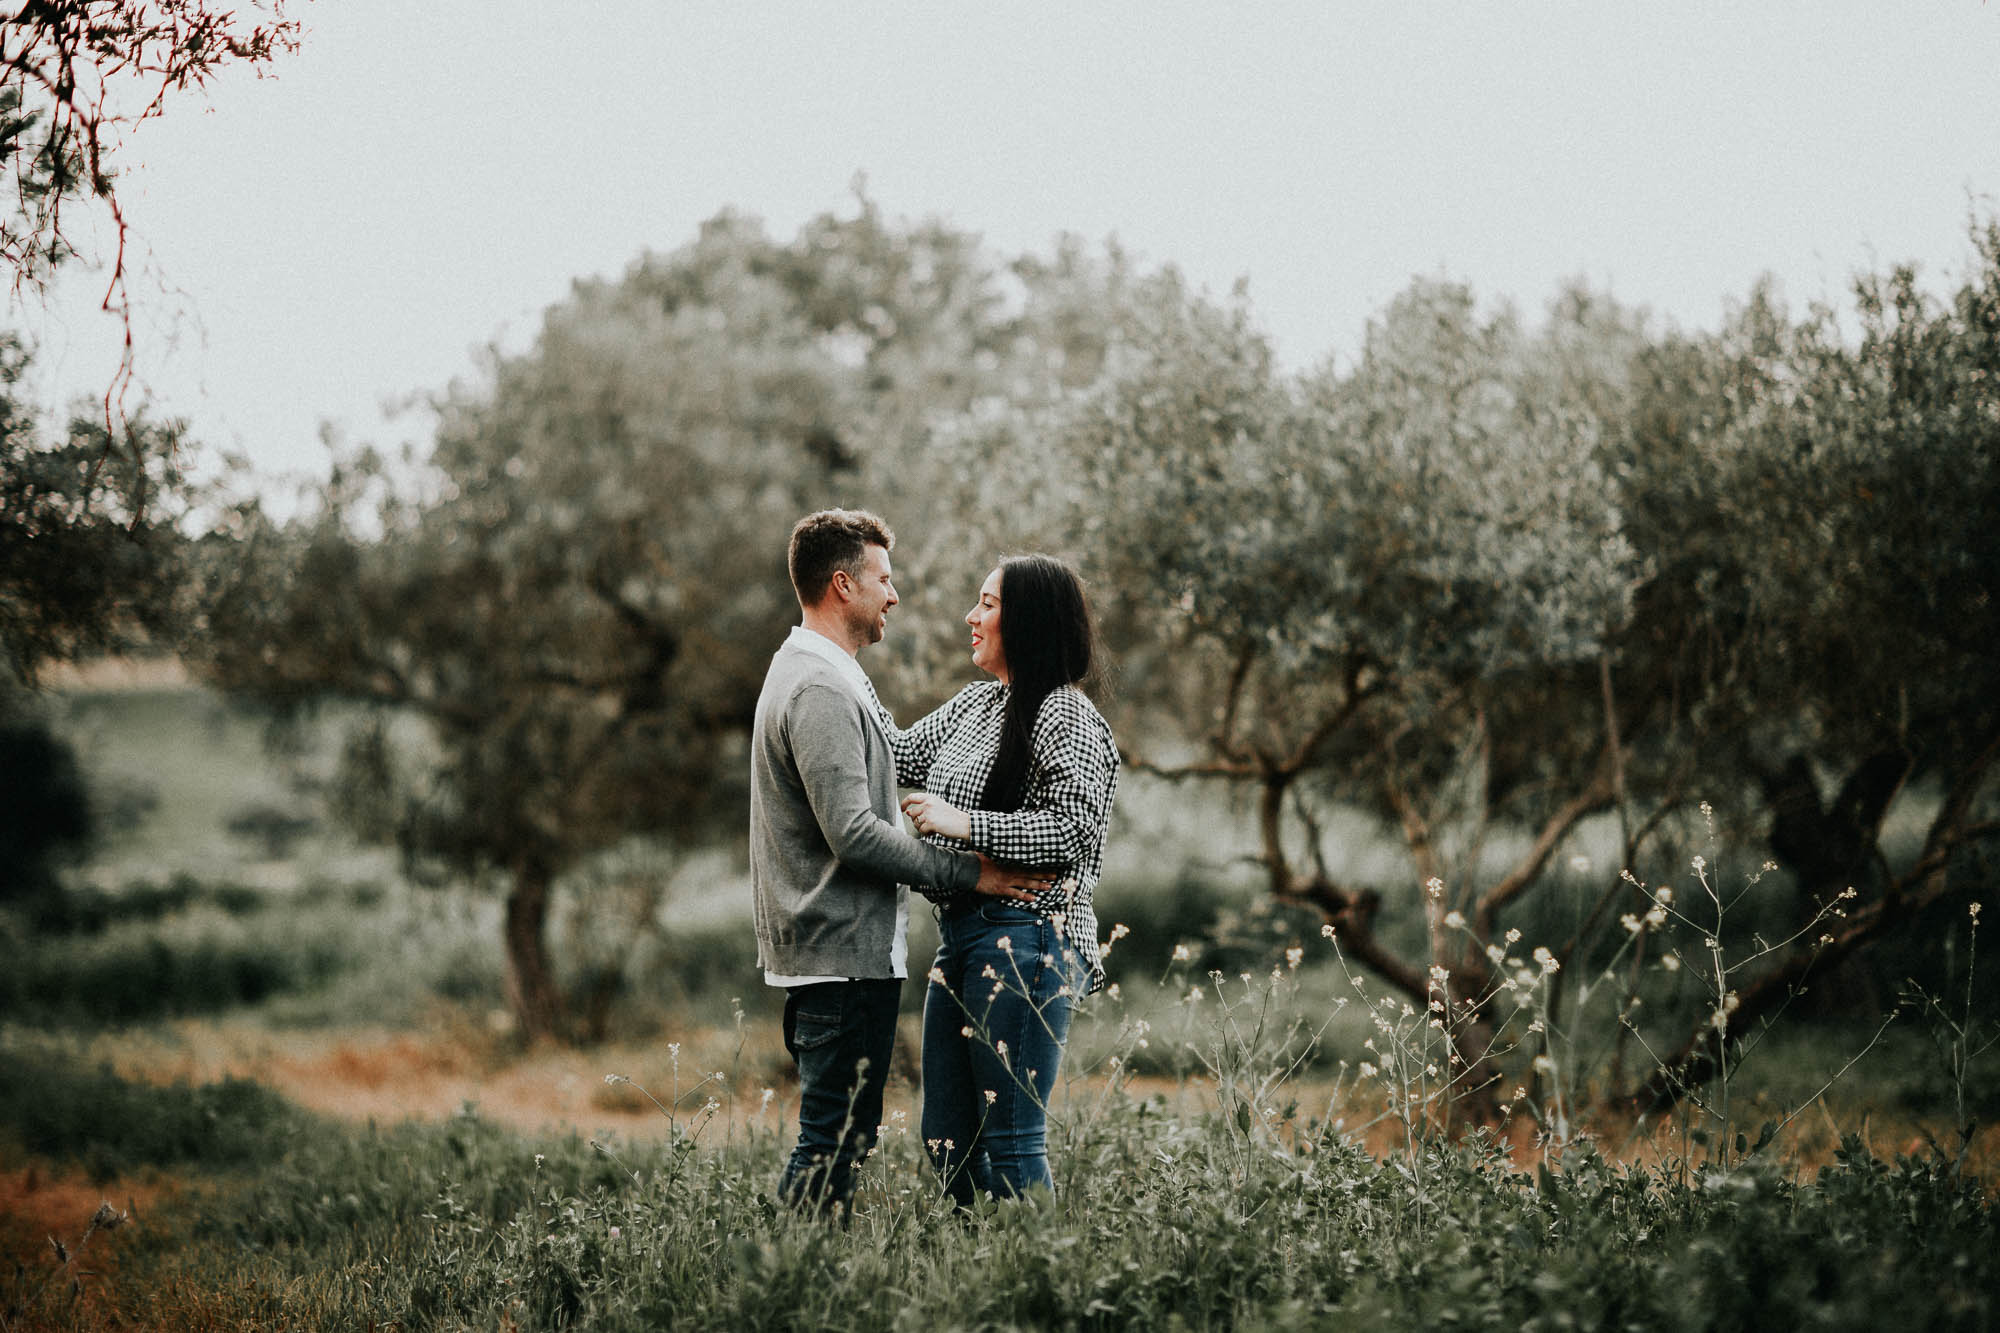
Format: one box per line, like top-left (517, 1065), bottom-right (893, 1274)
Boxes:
top-left (980, 555), bottom-right (1098, 813)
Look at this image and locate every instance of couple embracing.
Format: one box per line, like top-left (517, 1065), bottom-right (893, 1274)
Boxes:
top-left (749, 508), bottom-right (1119, 1220)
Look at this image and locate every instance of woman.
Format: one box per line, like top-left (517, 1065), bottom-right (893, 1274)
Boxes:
top-left (890, 554), bottom-right (1119, 1206)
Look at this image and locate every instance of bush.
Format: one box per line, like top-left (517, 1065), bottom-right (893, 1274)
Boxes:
top-left (0, 1053), bottom-right (308, 1180)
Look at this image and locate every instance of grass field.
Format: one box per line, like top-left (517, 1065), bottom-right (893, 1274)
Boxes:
top-left (3, 685), bottom-right (1995, 1330)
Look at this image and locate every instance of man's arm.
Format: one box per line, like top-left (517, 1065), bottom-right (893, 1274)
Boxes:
top-left (790, 682), bottom-right (986, 893)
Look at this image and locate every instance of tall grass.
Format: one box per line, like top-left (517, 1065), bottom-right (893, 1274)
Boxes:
top-left (3, 1004), bottom-right (1993, 1332)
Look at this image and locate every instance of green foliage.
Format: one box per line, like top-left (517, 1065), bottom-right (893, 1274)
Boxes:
top-left (0, 329), bottom-right (189, 921)
top-left (0, 696), bottom-right (93, 908)
top-left (0, 876), bottom-right (502, 1028)
top-left (0, 336), bottom-right (187, 686)
top-left (0, 1053), bottom-right (307, 1181)
top-left (4, 1057), bottom-right (1991, 1331)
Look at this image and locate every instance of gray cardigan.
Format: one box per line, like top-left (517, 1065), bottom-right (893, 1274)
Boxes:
top-left (750, 639), bottom-right (979, 978)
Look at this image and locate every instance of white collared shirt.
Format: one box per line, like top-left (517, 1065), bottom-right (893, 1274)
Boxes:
top-left (763, 625), bottom-right (910, 988)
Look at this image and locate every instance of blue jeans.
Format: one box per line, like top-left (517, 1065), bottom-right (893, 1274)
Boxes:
top-left (922, 901), bottom-right (1083, 1206)
top-left (777, 978), bottom-right (903, 1219)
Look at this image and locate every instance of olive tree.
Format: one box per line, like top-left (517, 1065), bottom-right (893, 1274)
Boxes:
top-left (198, 204), bottom-right (1035, 1041)
top-left (1624, 226), bottom-right (2000, 1105)
top-left (1061, 272), bottom-right (1645, 1106)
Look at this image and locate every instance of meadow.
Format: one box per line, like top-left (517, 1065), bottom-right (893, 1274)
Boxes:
top-left (2, 685), bottom-right (1995, 1331)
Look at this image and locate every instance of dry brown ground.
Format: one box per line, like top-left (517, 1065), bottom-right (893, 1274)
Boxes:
top-left (27, 1014), bottom-right (2000, 1179)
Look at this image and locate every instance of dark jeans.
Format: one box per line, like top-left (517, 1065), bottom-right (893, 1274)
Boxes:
top-left (922, 901), bottom-right (1083, 1206)
top-left (777, 977), bottom-right (903, 1219)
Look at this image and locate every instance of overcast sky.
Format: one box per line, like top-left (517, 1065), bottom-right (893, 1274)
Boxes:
top-left (15, 2), bottom-right (2000, 491)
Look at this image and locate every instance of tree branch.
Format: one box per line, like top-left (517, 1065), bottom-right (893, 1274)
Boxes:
top-left (1473, 754), bottom-right (1618, 939)
top-left (1626, 791), bottom-right (2000, 1113)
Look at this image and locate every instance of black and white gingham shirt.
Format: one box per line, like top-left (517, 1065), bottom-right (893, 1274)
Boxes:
top-left (881, 682), bottom-right (1120, 994)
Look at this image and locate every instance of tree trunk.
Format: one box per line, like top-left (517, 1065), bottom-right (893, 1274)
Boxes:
top-left (504, 856), bottom-right (566, 1043)
top-left (1759, 749), bottom-right (1909, 1020)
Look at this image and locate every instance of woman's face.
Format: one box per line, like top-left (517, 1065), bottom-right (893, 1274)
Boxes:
top-left (966, 566), bottom-right (1007, 682)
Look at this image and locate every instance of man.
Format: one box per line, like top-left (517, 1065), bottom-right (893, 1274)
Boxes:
top-left (750, 508), bottom-right (1041, 1218)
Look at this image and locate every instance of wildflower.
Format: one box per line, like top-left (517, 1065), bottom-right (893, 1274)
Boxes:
top-left (1533, 1054), bottom-right (1556, 1075)
top-left (534, 1153), bottom-right (545, 1169)
top-left (1485, 943), bottom-right (1507, 964)
top-left (1320, 923), bottom-right (1337, 941)
top-left (1443, 910), bottom-right (1466, 929)
top-left (1187, 986), bottom-right (1204, 1004)
top-left (929, 967), bottom-right (947, 984)
top-left (1620, 913), bottom-right (1642, 934)
top-left (1661, 954), bottom-right (1681, 973)
top-left (1971, 902), bottom-right (1983, 921)
top-left (961, 1026), bottom-right (975, 1038)
top-left (1429, 964), bottom-right (1450, 984)
top-left (1172, 943), bottom-right (1192, 962)
top-left (1704, 936), bottom-right (1720, 952)
top-left (1818, 934), bottom-right (1834, 946)
top-left (1691, 855), bottom-right (1707, 873)
top-left (1504, 928), bottom-right (1522, 944)
top-left (1358, 1061), bottom-right (1378, 1079)
top-left (1285, 946), bottom-right (1304, 970)
top-left (604, 1073), bottom-right (628, 1085)
top-left (1110, 922), bottom-right (1131, 941)
top-left (997, 936), bottom-right (1014, 952)
top-left (984, 1089), bottom-right (998, 1105)
top-left (1107, 983), bottom-right (1122, 1001)
top-left (995, 1040), bottom-right (1008, 1056)
top-left (759, 1088), bottom-right (775, 1110)
top-left (668, 1042), bottom-right (681, 1058)
top-left (1527, 1018), bottom-right (1544, 1033)
top-left (1534, 946), bottom-right (1559, 974)
top-left (609, 1226), bottom-right (621, 1240)
top-left (1654, 887), bottom-right (1673, 905)
top-left (1644, 906), bottom-right (1667, 927)
top-left (982, 964), bottom-right (999, 980)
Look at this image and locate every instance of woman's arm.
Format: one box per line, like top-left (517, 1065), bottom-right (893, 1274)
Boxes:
top-left (879, 684), bottom-right (974, 788)
top-left (963, 689), bottom-right (1118, 868)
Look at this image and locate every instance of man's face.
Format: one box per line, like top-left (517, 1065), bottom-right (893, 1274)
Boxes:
top-left (843, 543), bottom-right (898, 646)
